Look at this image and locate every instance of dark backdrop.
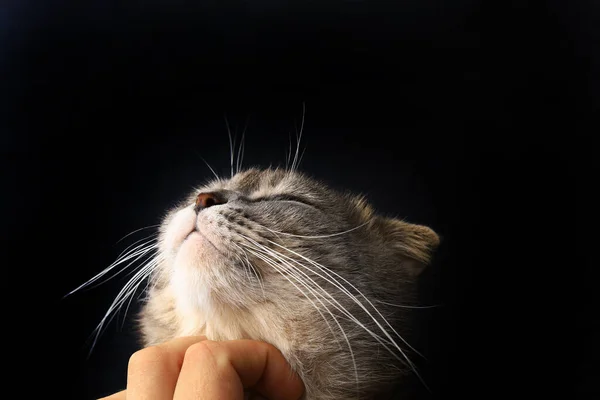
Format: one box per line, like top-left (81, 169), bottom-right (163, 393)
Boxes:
top-left (2, 1), bottom-right (597, 399)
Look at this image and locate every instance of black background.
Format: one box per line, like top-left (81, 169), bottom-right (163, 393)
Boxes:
top-left (2, 1), bottom-right (598, 399)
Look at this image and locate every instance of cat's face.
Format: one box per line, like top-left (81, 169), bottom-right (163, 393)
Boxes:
top-left (144, 167), bottom-right (439, 399)
top-left (158, 168), bottom-right (375, 312)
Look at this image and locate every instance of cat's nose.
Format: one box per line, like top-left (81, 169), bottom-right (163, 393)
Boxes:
top-left (195, 191), bottom-right (226, 212)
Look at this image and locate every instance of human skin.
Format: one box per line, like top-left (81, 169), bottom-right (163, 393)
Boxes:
top-left (100, 336), bottom-right (304, 400)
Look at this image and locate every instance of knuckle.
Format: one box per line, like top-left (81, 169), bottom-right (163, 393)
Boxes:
top-left (184, 340), bottom-right (220, 363)
top-left (128, 345), bottom-right (167, 369)
top-left (184, 340), bottom-right (212, 359)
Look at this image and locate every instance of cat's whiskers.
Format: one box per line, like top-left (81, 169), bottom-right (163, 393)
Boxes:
top-left (246, 237), bottom-right (431, 392)
top-left (296, 147), bottom-right (307, 172)
top-left (89, 250), bottom-right (163, 354)
top-left (241, 240), bottom-right (360, 396)
top-left (117, 240), bottom-right (162, 282)
top-left (65, 229), bottom-right (161, 354)
top-left (241, 238), bottom-right (349, 350)
top-left (373, 299), bottom-right (440, 309)
top-left (285, 131), bottom-right (293, 171)
top-left (242, 235), bottom-right (405, 350)
top-left (121, 257), bottom-right (157, 329)
top-left (235, 116), bottom-right (249, 175)
top-left (231, 242), bottom-right (266, 299)
top-left (225, 114), bottom-right (235, 178)
top-left (230, 247), bottom-right (251, 282)
top-left (115, 225), bottom-right (162, 244)
top-left (242, 246), bottom-right (345, 349)
top-left (291, 102), bottom-right (305, 172)
top-left (256, 221), bottom-right (370, 239)
top-left (268, 238), bottom-right (424, 358)
top-left (248, 253), bottom-right (361, 395)
top-left (250, 220), bottom-right (438, 311)
top-left (65, 235), bottom-right (159, 297)
top-left (253, 237), bottom-right (427, 388)
top-left (200, 156), bottom-right (220, 180)
top-left (116, 233), bottom-right (160, 259)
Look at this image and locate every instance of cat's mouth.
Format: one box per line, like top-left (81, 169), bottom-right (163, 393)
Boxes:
top-left (181, 225), bottom-right (230, 259)
top-left (166, 206), bottom-right (239, 266)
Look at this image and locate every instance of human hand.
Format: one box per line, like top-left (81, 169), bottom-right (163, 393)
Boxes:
top-left (100, 336), bottom-right (304, 400)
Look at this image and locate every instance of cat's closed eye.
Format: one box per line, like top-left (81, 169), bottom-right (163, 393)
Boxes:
top-left (253, 194), bottom-right (316, 207)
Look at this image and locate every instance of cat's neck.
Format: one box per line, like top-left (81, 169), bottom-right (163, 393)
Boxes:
top-left (175, 299), bottom-right (297, 356)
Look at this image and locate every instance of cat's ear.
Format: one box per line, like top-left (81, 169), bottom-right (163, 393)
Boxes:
top-left (375, 217), bottom-right (440, 277)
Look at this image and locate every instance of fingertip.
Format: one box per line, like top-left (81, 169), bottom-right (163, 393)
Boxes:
top-left (98, 390), bottom-right (126, 400)
top-left (253, 342), bottom-right (305, 400)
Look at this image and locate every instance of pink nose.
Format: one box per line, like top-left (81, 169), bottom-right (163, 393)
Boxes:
top-left (195, 192), bottom-right (224, 210)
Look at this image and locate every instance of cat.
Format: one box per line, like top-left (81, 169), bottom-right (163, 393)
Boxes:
top-left (131, 166), bottom-right (440, 399)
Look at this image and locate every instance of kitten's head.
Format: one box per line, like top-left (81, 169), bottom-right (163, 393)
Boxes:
top-left (155, 167), bottom-right (437, 311)
top-left (143, 167), bottom-right (439, 399)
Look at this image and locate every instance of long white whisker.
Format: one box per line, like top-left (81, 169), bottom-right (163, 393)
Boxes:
top-left (260, 221), bottom-right (369, 239)
top-left (105, 248), bottom-right (161, 321)
top-left (291, 102), bottom-right (306, 172)
top-left (65, 237), bottom-right (158, 297)
top-left (297, 146), bottom-right (307, 170)
top-left (285, 131), bottom-right (293, 171)
top-left (115, 225), bottom-right (161, 244)
top-left (267, 238), bottom-right (423, 357)
top-left (237, 251), bottom-right (253, 283)
top-left (256, 237), bottom-right (426, 387)
top-left (231, 242), bottom-right (265, 298)
top-left (88, 254), bottom-right (162, 355)
top-left (200, 156), bottom-right (220, 180)
top-left (116, 243), bottom-right (160, 282)
top-left (250, 241), bottom-right (426, 389)
top-left (245, 231), bottom-right (436, 311)
top-left (242, 237), bottom-right (398, 349)
top-left (114, 235), bottom-right (159, 264)
top-left (374, 300), bottom-right (440, 309)
top-left (244, 239), bottom-right (411, 395)
top-left (263, 245), bottom-right (405, 355)
top-left (88, 240), bottom-right (158, 290)
top-left (137, 264), bottom-right (158, 300)
top-left (236, 115), bottom-right (249, 174)
top-left (225, 113), bottom-right (235, 178)
top-left (243, 241), bottom-right (359, 393)
top-left (119, 255), bottom-right (163, 328)
top-left (243, 243), bottom-right (344, 351)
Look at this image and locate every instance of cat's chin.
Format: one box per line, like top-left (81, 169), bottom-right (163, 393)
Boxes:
top-left (170, 238), bottom-right (254, 316)
top-left (178, 230), bottom-right (224, 262)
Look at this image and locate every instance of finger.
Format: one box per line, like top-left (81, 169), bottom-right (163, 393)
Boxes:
top-left (174, 339), bottom-right (304, 400)
top-left (127, 336), bottom-right (207, 400)
top-left (98, 390), bottom-right (126, 400)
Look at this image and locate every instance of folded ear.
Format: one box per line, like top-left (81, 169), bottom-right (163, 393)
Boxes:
top-left (375, 217), bottom-right (440, 277)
